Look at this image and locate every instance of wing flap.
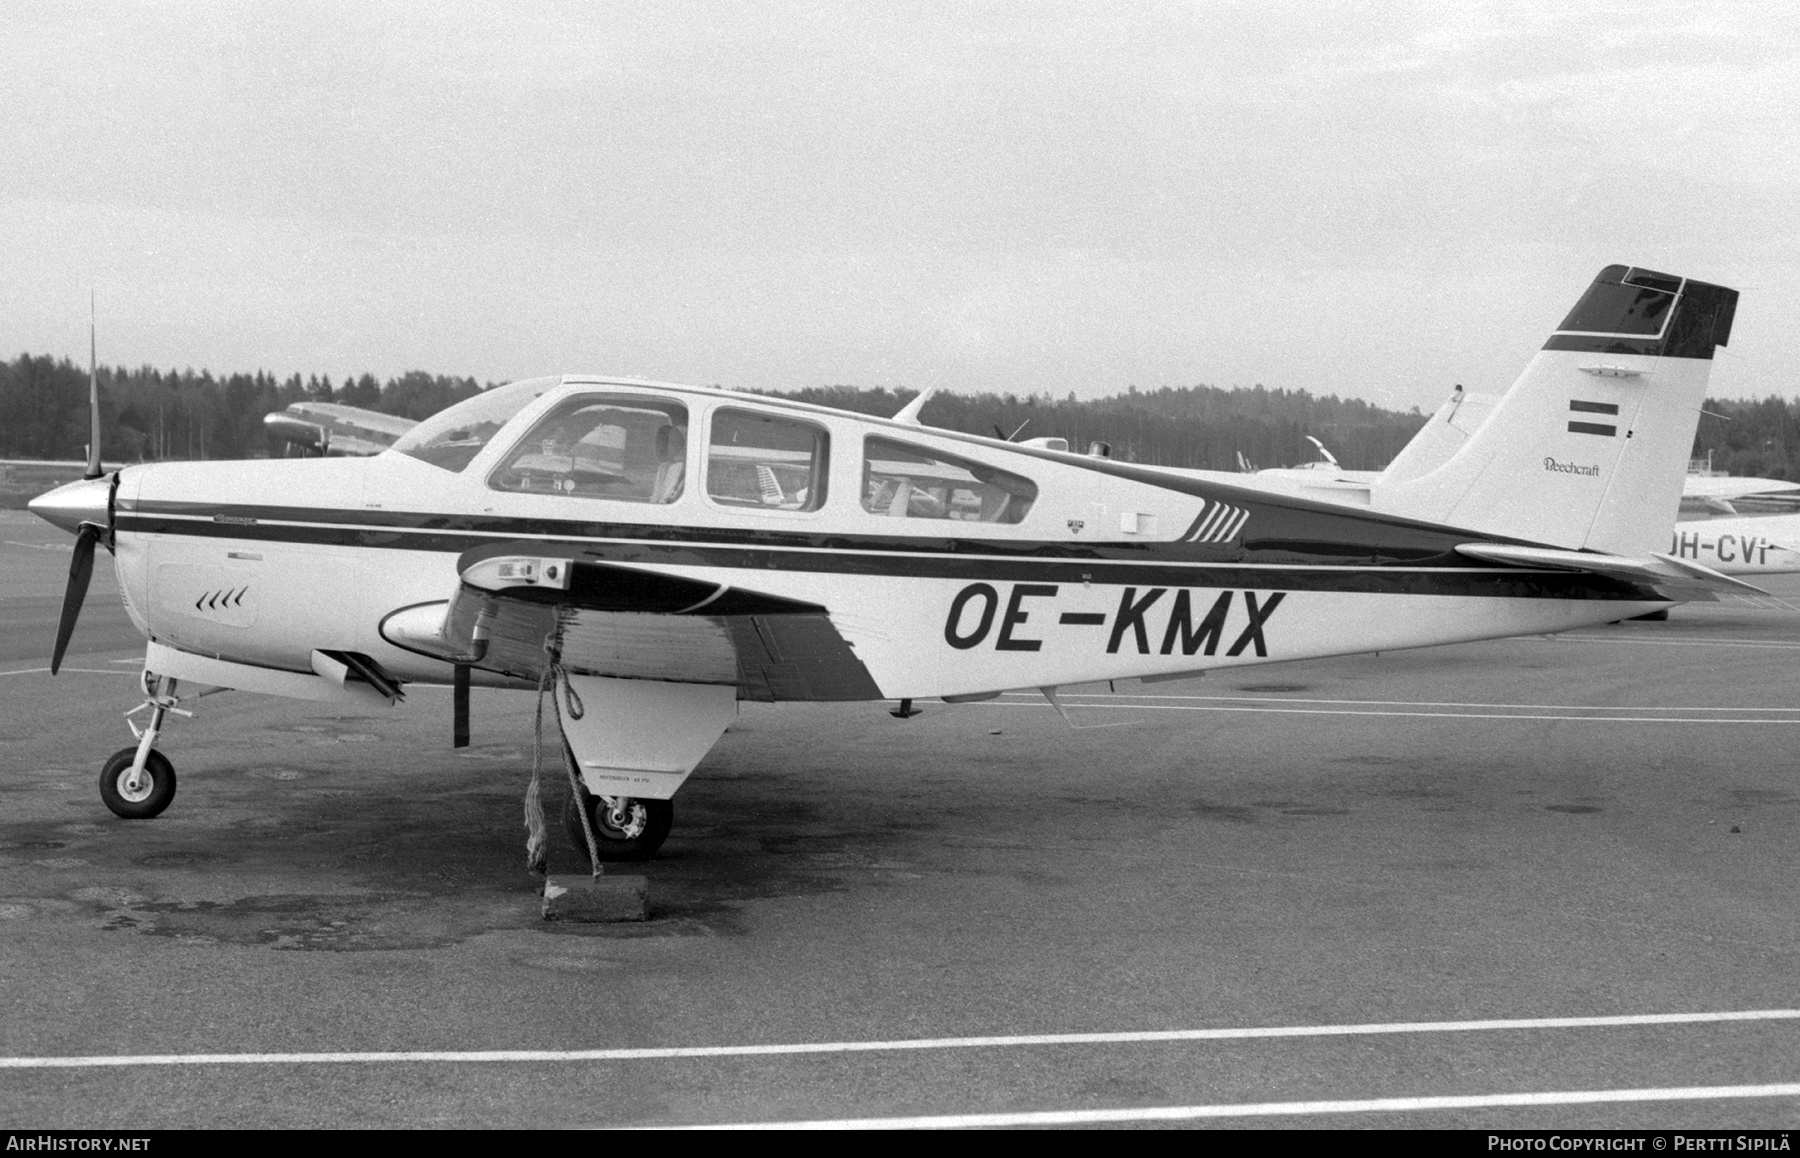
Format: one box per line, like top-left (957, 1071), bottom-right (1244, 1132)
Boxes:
top-left (382, 542), bottom-right (883, 701)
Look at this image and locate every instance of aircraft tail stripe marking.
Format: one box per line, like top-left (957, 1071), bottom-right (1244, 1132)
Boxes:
top-left (3, 1009), bottom-right (1795, 1069)
top-left (1201, 507), bottom-right (1245, 543)
top-left (1568, 421), bottom-right (1618, 437)
top-left (1186, 502), bottom-right (1246, 544)
top-left (1569, 400), bottom-right (1621, 415)
top-left (1190, 504), bottom-right (1228, 542)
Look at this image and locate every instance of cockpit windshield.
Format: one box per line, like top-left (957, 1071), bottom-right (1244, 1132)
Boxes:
top-left (388, 377), bottom-right (562, 472)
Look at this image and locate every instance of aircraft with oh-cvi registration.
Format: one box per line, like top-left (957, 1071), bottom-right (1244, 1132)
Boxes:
top-left (29, 264), bottom-right (1754, 864)
top-left (1664, 513), bottom-right (1800, 578)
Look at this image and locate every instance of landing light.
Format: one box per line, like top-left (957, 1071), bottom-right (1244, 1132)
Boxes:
top-left (466, 555), bottom-right (574, 592)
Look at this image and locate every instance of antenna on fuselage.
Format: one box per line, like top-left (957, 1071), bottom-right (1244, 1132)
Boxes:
top-left (84, 291), bottom-right (102, 480)
top-left (892, 385), bottom-right (938, 425)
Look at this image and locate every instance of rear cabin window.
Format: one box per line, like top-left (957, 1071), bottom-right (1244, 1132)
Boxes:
top-left (488, 395), bottom-right (688, 503)
top-left (705, 409), bottom-right (828, 512)
top-left (861, 437), bottom-right (1037, 524)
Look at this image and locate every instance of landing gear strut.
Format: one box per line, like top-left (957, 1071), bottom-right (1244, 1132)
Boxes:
top-left (101, 674), bottom-right (187, 819)
top-left (563, 775), bottom-right (673, 862)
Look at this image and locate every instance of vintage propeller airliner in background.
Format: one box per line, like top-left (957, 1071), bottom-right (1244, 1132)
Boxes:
top-left (29, 264), bottom-right (1751, 863)
top-left (262, 400), bottom-right (416, 458)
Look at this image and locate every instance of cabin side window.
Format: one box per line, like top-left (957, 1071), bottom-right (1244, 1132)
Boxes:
top-left (861, 437), bottom-right (1037, 524)
top-left (488, 395), bottom-right (689, 503)
top-left (705, 409), bottom-right (829, 512)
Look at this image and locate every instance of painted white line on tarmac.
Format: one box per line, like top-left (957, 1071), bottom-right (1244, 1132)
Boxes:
top-left (2, 540), bottom-right (62, 551)
top-left (0, 667), bottom-right (138, 677)
top-left (690, 1082), bottom-right (1800, 1129)
top-left (980, 700), bottom-right (1800, 724)
top-left (1005, 691), bottom-right (1800, 713)
top-left (1556, 634), bottom-right (1800, 649)
top-left (3, 1009), bottom-right (1796, 1070)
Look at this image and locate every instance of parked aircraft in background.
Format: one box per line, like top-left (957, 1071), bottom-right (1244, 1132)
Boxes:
top-left (1678, 474), bottom-right (1800, 516)
top-left (29, 265), bottom-right (1752, 870)
top-left (1666, 514), bottom-right (1800, 577)
top-left (263, 402), bottom-right (416, 457)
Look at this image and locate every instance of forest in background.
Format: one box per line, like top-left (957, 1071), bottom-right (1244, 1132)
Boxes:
top-left (0, 356), bottom-right (486, 465)
top-left (1, 351), bottom-right (1794, 477)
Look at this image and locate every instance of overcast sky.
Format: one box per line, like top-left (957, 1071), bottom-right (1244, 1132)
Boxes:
top-left (4, 2), bottom-right (1796, 411)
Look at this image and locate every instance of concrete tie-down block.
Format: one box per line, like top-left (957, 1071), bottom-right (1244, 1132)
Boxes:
top-left (542, 874), bottom-right (649, 922)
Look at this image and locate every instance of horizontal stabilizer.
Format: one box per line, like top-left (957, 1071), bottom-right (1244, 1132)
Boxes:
top-left (1455, 542), bottom-right (1769, 600)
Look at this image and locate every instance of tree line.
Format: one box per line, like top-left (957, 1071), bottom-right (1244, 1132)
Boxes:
top-left (788, 383), bottom-right (1429, 472)
top-left (1, 351), bottom-right (1793, 478)
top-left (0, 354), bottom-right (487, 463)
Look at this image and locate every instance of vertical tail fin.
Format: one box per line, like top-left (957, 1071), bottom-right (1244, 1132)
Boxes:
top-left (1370, 265), bottom-right (1738, 555)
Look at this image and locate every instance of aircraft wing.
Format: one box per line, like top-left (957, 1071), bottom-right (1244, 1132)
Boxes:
top-left (1454, 543), bottom-right (1770, 601)
top-left (380, 542), bottom-right (883, 702)
top-left (1682, 476), bottom-right (1800, 501)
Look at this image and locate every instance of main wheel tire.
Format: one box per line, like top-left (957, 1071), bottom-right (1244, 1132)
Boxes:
top-left (99, 748), bottom-right (177, 819)
top-left (563, 782), bottom-right (673, 862)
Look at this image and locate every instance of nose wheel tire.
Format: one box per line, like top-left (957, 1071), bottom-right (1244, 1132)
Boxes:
top-left (99, 748), bottom-right (177, 819)
top-left (563, 782), bottom-right (673, 862)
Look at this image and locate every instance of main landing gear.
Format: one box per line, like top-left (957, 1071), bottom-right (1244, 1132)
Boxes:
top-left (563, 773), bottom-right (673, 862)
top-left (100, 674), bottom-right (188, 819)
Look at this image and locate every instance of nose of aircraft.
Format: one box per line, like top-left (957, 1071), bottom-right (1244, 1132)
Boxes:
top-left (28, 475), bottom-right (111, 534)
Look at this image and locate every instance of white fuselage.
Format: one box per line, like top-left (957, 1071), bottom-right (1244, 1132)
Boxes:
top-left (108, 380), bottom-right (1668, 703)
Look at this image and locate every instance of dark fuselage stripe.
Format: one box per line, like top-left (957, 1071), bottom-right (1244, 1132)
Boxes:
top-left (116, 513), bottom-right (1657, 601)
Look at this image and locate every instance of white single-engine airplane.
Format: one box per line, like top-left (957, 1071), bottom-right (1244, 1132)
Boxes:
top-left (30, 265), bottom-right (1751, 863)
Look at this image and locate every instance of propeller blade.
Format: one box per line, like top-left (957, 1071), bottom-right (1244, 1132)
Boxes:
top-left (85, 292), bottom-right (102, 480)
top-left (50, 524), bottom-right (100, 675)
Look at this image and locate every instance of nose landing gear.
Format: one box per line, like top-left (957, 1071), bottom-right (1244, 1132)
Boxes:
top-left (100, 674), bottom-right (188, 819)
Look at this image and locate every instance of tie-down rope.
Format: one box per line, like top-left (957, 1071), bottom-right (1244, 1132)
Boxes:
top-left (524, 637), bottom-right (601, 878)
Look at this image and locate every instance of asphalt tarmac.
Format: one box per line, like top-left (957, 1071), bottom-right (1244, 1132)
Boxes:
top-left (3, 508), bottom-right (1799, 1129)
